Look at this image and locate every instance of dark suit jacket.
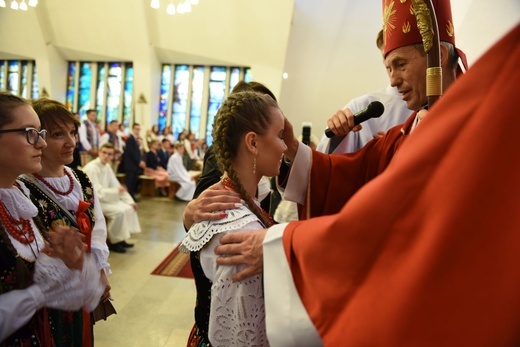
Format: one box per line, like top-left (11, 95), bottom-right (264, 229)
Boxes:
top-left (123, 134), bottom-right (142, 173)
top-left (157, 149), bottom-right (169, 169)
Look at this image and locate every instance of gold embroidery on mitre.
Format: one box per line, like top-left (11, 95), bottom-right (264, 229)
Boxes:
top-left (402, 21), bottom-right (411, 33)
top-left (383, 0), bottom-right (397, 38)
top-left (411, 0), bottom-right (434, 52)
top-left (446, 20), bottom-right (454, 37)
top-left (400, 0), bottom-right (407, 3)
top-left (409, 4), bottom-right (415, 15)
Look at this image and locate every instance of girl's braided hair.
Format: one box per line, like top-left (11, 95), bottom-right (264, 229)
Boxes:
top-left (212, 91), bottom-right (278, 227)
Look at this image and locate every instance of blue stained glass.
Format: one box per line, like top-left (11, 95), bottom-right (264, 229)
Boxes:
top-left (7, 61), bottom-right (19, 95)
top-left (106, 63), bottom-right (122, 124)
top-left (229, 67), bottom-right (240, 94)
top-left (31, 63), bottom-right (39, 99)
top-left (66, 62), bottom-right (76, 111)
top-left (21, 61), bottom-right (29, 98)
top-left (190, 66), bottom-right (205, 138)
top-left (122, 63), bottom-right (133, 128)
top-left (206, 66), bottom-right (226, 145)
top-left (244, 67), bottom-right (253, 82)
top-left (171, 65), bottom-right (189, 141)
top-left (78, 62), bottom-right (92, 119)
top-left (0, 61), bottom-right (5, 91)
top-left (158, 65), bottom-right (172, 133)
top-left (96, 64), bottom-right (106, 118)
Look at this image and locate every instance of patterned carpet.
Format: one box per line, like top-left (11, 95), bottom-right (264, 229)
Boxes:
top-left (151, 244), bottom-right (193, 278)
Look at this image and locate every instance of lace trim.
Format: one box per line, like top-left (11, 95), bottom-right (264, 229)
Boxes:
top-left (180, 205), bottom-right (259, 253)
top-left (0, 186), bottom-right (38, 220)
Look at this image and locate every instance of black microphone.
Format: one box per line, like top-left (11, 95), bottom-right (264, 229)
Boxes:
top-left (324, 101), bottom-right (385, 138)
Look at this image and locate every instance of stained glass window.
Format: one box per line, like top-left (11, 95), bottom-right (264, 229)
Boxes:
top-left (7, 61), bottom-right (19, 95)
top-left (0, 61), bottom-right (5, 91)
top-left (171, 65), bottom-right (189, 141)
top-left (190, 66), bottom-right (205, 138)
top-left (67, 61), bottom-right (133, 131)
top-left (20, 61), bottom-right (28, 99)
top-left (78, 62), bottom-right (92, 119)
top-left (122, 63), bottom-right (134, 129)
top-left (0, 60), bottom-right (38, 99)
top-left (158, 65), bottom-right (250, 145)
top-left (105, 63), bottom-right (122, 123)
top-left (206, 66), bottom-right (227, 144)
top-left (244, 67), bottom-right (253, 82)
top-left (31, 64), bottom-right (39, 99)
top-left (229, 67), bottom-right (240, 93)
top-left (96, 64), bottom-right (106, 118)
top-left (66, 62), bottom-right (77, 111)
top-left (158, 65), bottom-right (172, 133)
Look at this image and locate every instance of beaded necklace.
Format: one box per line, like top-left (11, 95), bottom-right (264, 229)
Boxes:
top-left (33, 168), bottom-right (74, 196)
top-left (221, 177), bottom-right (275, 227)
top-left (0, 191), bottom-right (35, 244)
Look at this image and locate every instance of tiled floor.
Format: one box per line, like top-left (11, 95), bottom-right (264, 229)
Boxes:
top-left (94, 196), bottom-right (196, 347)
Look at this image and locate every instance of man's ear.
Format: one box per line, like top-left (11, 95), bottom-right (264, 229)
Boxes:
top-left (244, 131), bottom-right (258, 155)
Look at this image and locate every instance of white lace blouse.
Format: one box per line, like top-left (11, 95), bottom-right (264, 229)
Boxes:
top-left (181, 204), bottom-right (269, 347)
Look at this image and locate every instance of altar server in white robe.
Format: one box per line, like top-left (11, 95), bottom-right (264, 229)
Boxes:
top-left (167, 141), bottom-right (196, 201)
top-left (83, 143), bottom-right (141, 253)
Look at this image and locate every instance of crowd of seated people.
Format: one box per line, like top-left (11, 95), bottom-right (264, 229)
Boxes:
top-left (73, 118), bottom-right (207, 201)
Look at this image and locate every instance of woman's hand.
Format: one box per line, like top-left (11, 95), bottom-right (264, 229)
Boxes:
top-left (43, 225), bottom-right (87, 270)
top-left (183, 181), bottom-right (242, 229)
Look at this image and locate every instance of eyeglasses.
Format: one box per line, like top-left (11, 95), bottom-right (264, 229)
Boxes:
top-left (0, 127), bottom-right (47, 145)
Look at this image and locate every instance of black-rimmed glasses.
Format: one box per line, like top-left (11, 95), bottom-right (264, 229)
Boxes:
top-left (0, 127), bottom-right (47, 145)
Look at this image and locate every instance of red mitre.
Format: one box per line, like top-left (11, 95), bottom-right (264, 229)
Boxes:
top-left (382, 0), bottom-right (468, 72)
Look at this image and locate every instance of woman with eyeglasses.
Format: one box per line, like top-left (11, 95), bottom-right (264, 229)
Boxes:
top-left (0, 92), bottom-right (104, 345)
top-left (18, 98), bottom-right (112, 346)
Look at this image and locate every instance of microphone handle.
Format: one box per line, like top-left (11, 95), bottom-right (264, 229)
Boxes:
top-left (324, 113), bottom-right (366, 138)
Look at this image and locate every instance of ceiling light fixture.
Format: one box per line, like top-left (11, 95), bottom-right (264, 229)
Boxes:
top-left (150, 0), bottom-right (160, 9)
top-left (151, 0), bottom-right (199, 15)
top-left (166, 1), bottom-right (175, 15)
top-left (2, 0), bottom-right (38, 10)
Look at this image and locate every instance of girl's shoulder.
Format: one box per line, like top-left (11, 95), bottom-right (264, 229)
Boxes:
top-left (180, 205), bottom-right (260, 252)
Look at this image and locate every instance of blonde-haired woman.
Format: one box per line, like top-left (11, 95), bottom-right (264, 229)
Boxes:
top-left (181, 91), bottom-right (286, 346)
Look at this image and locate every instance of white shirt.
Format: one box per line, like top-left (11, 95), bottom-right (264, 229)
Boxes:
top-left (317, 85), bottom-right (412, 154)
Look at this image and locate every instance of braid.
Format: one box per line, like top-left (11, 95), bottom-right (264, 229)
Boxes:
top-left (212, 91), bottom-right (276, 227)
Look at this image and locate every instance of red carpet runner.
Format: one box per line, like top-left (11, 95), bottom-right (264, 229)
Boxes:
top-left (151, 244), bottom-right (193, 279)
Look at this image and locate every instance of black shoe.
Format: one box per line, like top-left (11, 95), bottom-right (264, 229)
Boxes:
top-left (109, 243), bottom-right (127, 253)
top-left (120, 241), bottom-right (134, 248)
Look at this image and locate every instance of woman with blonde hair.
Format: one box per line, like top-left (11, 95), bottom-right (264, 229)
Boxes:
top-left (181, 91), bottom-right (286, 346)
